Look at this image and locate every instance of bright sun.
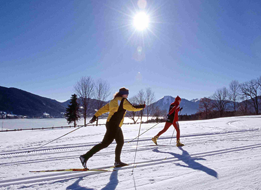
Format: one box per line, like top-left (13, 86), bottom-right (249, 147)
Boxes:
top-left (133, 12), bottom-right (149, 31)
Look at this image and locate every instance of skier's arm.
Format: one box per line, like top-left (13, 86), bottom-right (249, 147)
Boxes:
top-left (168, 105), bottom-right (179, 115)
top-left (94, 103), bottom-right (110, 117)
top-left (123, 99), bottom-right (145, 112)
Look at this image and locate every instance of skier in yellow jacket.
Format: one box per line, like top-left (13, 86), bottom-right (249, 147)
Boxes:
top-left (80, 87), bottom-right (145, 169)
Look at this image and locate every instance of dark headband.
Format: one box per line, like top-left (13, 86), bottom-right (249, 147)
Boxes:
top-left (119, 90), bottom-right (129, 95)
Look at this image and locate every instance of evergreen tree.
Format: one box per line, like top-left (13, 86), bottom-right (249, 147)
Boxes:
top-left (65, 94), bottom-right (80, 127)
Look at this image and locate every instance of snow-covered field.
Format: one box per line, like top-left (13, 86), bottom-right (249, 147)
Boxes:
top-left (0, 115), bottom-right (261, 190)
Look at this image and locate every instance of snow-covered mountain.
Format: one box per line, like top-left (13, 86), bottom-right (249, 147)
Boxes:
top-left (4, 85), bottom-right (259, 117)
top-left (190, 98), bottom-right (200, 103)
top-left (151, 96), bottom-right (200, 115)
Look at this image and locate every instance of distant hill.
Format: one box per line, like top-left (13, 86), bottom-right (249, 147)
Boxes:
top-left (150, 96), bottom-right (200, 115)
top-left (0, 87), bottom-right (201, 117)
top-left (0, 86), bottom-right (65, 117)
top-left (1, 85), bottom-right (259, 118)
top-left (62, 98), bottom-right (108, 116)
top-left (0, 86), bottom-right (109, 118)
top-left (61, 99), bottom-right (71, 108)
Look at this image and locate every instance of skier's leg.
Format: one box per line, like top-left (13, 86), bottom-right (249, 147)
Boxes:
top-left (152, 122), bottom-right (172, 145)
top-left (173, 121), bottom-right (180, 140)
top-left (81, 123), bottom-right (116, 160)
top-left (114, 127), bottom-right (124, 162)
top-left (80, 130), bottom-right (115, 169)
top-left (156, 122), bottom-right (172, 137)
top-left (174, 121), bottom-right (184, 146)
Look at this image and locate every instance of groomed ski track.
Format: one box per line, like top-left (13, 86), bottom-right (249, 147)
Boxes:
top-left (0, 116), bottom-right (261, 189)
top-left (1, 143), bottom-right (261, 187)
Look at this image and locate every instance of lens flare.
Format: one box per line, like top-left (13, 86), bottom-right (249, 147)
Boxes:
top-left (138, 0), bottom-right (147, 9)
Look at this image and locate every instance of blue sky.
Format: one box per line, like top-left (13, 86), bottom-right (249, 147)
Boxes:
top-left (1, 0), bottom-right (261, 102)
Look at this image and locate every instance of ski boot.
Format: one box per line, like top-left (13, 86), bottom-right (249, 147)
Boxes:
top-left (176, 140), bottom-right (184, 147)
top-left (114, 161), bottom-right (128, 167)
top-left (152, 136), bottom-right (159, 145)
top-left (79, 155), bottom-right (89, 169)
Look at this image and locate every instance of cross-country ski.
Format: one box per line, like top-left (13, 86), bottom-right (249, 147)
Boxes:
top-left (30, 168), bottom-right (111, 172)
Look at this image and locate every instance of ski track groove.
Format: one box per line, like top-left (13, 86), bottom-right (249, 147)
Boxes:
top-left (0, 129), bottom-right (259, 167)
top-left (0, 129), bottom-right (259, 169)
top-left (1, 142), bottom-right (261, 188)
top-left (0, 128), bottom-right (258, 158)
top-left (1, 117), bottom-right (261, 189)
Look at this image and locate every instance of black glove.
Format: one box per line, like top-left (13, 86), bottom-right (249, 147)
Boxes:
top-left (89, 115), bottom-right (97, 123)
top-left (134, 104), bottom-right (146, 109)
top-left (180, 107), bottom-right (183, 111)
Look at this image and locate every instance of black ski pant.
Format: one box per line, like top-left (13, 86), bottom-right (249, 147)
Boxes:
top-left (82, 122), bottom-right (124, 162)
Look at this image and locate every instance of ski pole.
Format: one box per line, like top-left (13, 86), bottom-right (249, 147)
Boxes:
top-left (128, 122), bottom-right (160, 143)
top-left (132, 114), bottom-right (143, 174)
top-left (28, 123), bottom-right (91, 153)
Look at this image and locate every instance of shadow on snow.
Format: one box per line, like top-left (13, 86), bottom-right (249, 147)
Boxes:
top-left (66, 170), bottom-right (119, 190)
top-left (153, 147), bottom-right (218, 178)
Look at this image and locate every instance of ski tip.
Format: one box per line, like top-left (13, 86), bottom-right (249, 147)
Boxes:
top-left (29, 168), bottom-right (89, 172)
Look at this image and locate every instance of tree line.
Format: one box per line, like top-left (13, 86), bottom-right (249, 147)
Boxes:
top-left (65, 77), bottom-right (110, 127)
top-left (65, 75), bottom-right (261, 125)
top-left (65, 76), bottom-right (163, 127)
top-left (190, 76), bottom-right (261, 120)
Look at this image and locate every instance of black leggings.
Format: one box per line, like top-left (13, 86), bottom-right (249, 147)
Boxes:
top-left (82, 122), bottom-right (124, 162)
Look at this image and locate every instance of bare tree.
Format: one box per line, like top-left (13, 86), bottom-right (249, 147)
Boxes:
top-left (75, 77), bottom-right (95, 126)
top-left (212, 87), bottom-right (229, 117)
top-left (135, 90), bottom-right (145, 122)
top-left (257, 76), bottom-right (261, 87)
top-left (198, 97), bottom-right (213, 119)
top-left (229, 80), bottom-right (240, 113)
top-left (126, 96), bottom-right (140, 124)
top-left (258, 76), bottom-right (261, 111)
top-left (145, 88), bottom-right (155, 121)
top-left (94, 79), bottom-right (110, 125)
top-left (238, 94), bottom-right (250, 115)
top-left (257, 76), bottom-right (261, 112)
top-left (240, 79), bottom-right (260, 115)
top-left (153, 106), bottom-right (166, 123)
